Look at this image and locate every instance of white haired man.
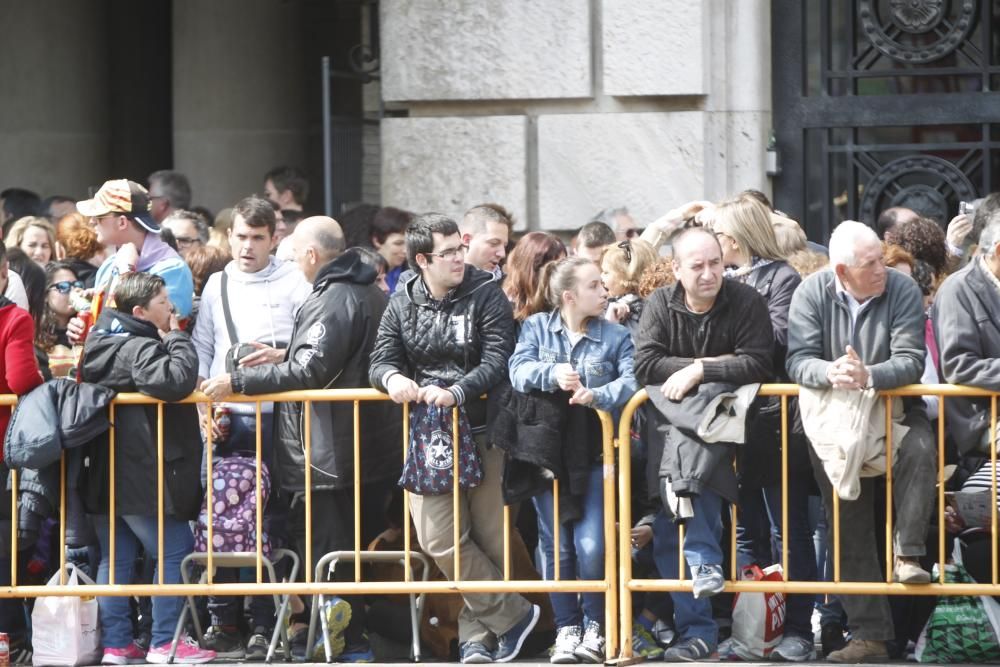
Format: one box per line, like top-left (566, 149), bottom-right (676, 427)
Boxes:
top-left (785, 220), bottom-right (935, 663)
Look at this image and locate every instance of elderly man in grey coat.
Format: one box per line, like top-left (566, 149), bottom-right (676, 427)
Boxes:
top-left (786, 220), bottom-right (935, 664)
top-left (934, 219), bottom-right (1000, 455)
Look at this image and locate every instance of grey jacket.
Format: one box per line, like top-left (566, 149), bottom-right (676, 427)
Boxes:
top-left (786, 268), bottom-right (925, 391)
top-left (933, 259), bottom-right (1000, 454)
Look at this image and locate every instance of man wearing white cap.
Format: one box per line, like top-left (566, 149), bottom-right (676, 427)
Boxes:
top-left (70, 179), bottom-right (194, 338)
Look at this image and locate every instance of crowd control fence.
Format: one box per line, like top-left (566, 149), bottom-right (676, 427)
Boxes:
top-left (3, 385), bottom-right (1000, 661)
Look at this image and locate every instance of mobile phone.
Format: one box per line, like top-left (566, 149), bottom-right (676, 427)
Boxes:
top-left (960, 201), bottom-right (975, 216)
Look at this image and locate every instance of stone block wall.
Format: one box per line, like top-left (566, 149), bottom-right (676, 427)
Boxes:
top-left (378, 0), bottom-right (771, 231)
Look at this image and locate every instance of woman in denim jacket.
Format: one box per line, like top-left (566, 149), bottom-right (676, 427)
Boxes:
top-left (509, 257), bottom-right (638, 664)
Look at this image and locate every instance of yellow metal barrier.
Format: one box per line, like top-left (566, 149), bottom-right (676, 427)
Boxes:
top-left (0, 388), bottom-right (620, 656)
top-left (11, 382), bottom-right (1000, 661)
top-left (616, 384), bottom-right (1000, 659)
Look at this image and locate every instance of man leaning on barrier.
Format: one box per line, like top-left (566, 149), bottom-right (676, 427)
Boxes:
top-left (633, 226), bottom-right (774, 662)
top-left (786, 220), bottom-right (935, 664)
top-left (203, 216), bottom-right (401, 661)
top-left (934, 219), bottom-right (1000, 456)
top-left (369, 213), bottom-right (541, 665)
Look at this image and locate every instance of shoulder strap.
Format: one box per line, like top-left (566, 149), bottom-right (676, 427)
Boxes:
top-left (220, 272), bottom-right (238, 346)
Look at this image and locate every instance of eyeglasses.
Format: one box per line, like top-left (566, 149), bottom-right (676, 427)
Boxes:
top-left (425, 244), bottom-right (468, 261)
top-left (174, 236), bottom-right (202, 247)
top-left (48, 280), bottom-right (84, 294)
top-left (617, 240), bottom-right (633, 263)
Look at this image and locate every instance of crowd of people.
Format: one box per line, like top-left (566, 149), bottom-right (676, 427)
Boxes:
top-left (0, 171), bottom-right (998, 666)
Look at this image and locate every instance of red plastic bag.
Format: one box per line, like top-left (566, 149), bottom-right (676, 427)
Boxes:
top-left (730, 564), bottom-right (785, 659)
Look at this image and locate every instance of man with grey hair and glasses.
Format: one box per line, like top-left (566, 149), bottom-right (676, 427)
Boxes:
top-left (786, 220), bottom-right (935, 663)
top-left (593, 206), bottom-right (638, 242)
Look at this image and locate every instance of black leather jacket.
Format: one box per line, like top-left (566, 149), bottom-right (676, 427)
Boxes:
top-left (233, 252), bottom-right (402, 492)
top-left (369, 264), bottom-right (515, 431)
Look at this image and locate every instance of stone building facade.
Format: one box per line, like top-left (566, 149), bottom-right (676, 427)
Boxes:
top-left (378, 0), bottom-right (773, 231)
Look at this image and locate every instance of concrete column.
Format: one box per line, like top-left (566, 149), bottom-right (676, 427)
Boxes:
top-left (172, 0), bottom-right (307, 212)
top-left (0, 0), bottom-right (110, 198)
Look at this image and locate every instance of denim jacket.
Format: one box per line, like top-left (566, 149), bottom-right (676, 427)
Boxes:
top-left (509, 309), bottom-right (638, 412)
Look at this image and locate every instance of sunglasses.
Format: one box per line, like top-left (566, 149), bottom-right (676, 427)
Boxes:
top-left (617, 240), bottom-right (633, 263)
top-left (48, 280), bottom-right (84, 294)
top-left (624, 228), bottom-right (639, 239)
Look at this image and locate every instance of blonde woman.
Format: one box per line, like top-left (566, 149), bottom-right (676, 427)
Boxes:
top-left (599, 239), bottom-right (658, 333)
top-left (6, 216), bottom-right (57, 265)
top-left (710, 194), bottom-right (816, 661)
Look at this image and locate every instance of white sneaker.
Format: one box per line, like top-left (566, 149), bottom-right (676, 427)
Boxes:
top-left (573, 620), bottom-right (605, 663)
top-left (550, 625), bottom-right (582, 664)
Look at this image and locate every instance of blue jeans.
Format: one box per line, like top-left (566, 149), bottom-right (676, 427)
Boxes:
top-left (651, 489), bottom-right (724, 647)
top-left (533, 464), bottom-right (605, 628)
top-left (811, 495), bottom-right (846, 628)
top-left (94, 514), bottom-right (194, 648)
top-left (735, 481), bottom-right (818, 638)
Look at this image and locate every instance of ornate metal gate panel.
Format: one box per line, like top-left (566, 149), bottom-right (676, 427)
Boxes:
top-left (772, 0), bottom-right (1000, 242)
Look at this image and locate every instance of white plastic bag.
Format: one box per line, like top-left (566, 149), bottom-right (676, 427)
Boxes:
top-left (730, 563), bottom-right (785, 659)
top-left (31, 565), bottom-right (101, 666)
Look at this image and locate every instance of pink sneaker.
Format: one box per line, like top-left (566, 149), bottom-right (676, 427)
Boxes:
top-left (146, 635), bottom-right (217, 664)
top-left (101, 642), bottom-right (147, 665)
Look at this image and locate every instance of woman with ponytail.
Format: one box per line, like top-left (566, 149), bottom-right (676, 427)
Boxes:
top-left (508, 257), bottom-right (638, 664)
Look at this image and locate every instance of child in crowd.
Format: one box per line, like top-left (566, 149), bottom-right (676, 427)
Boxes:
top-left (509, 257), bottom-right (639, 664)
top-left (81, 272), bottom-right (214, 664)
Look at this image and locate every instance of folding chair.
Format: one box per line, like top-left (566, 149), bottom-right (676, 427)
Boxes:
top-left (169, 548), bottom-right (300, 664)
top-left (306, 550), bottom-right (431, 663)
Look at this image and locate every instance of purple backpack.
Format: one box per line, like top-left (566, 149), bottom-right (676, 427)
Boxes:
top-left (194, 455), bottom-right (271, 556)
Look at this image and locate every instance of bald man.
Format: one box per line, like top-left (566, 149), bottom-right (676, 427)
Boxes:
top-left (633, 227), bottom-right (773, 661)
top-left (202, 216), bottom-right (402, 660)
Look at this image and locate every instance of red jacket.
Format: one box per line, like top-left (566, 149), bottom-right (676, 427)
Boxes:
top-left (0, 303), bottom-right (43, 458)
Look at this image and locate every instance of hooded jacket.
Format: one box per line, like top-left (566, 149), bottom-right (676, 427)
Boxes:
top-left (232, 252), bottom-right (402, 492)
top-left (80, 308), bottom-right (201, 520)
top-left (192, 257), bottom-right (310, 414)
top-left (369, 264), bottom-right (516, 431)
top-left (92, 233), bottom-right (195, 319)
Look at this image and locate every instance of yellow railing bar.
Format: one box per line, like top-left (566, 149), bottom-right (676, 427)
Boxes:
top-left (452, 406), bottom-right (461, 582)
top-left (304, 400), bottom-right (313, 583)
top-left (354, 401), bottom-right (362, 583)
top-left (59, 453), bottom-right (66, 585)
top-left (157, 402), bottom-right (164, 585)
top-left (993, 396), bottom-right (998, 586)
top-left (596, 410), bottom-right (619, 659)
top-left (938, 397), bottom-right (946, 585)
top-left (255, 401), bottom-right (263, 584)
top-left (885, 395), bottom-right (893, 584)
top-left (107, 402), bottom-right (115, 585)
top-left (205, 404), bottom-right (214, 584)
top-left (402, 402), bottom-right (411, 583)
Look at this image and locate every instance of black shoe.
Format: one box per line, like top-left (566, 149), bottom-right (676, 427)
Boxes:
top-left (289, 627), bottom-right (309, 662)
top-left (133, 631), bottom-right (152, 654)
top-left (821, 624), bottom-right (847, 658)
top-left (494, 604), bottom-right (541, 663)
top-left (203, 626), bottom-right (245, 659)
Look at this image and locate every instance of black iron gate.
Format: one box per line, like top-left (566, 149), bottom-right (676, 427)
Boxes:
top-left (772, 0), bottom-right (1000, 243)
